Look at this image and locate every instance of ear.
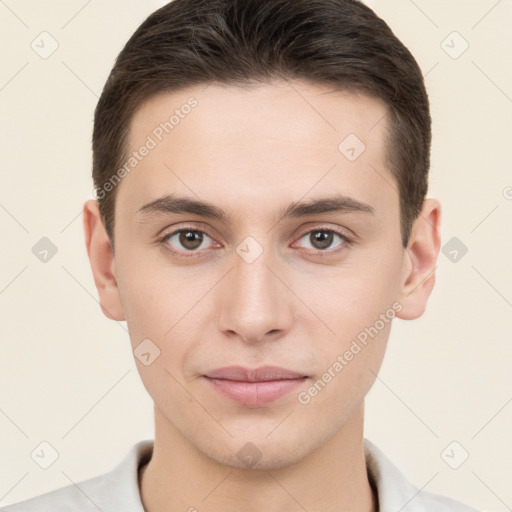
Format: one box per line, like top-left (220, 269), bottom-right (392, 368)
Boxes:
top-left (396, 198), bottom-right (442, 320)
top-left (83, 199), bottom-right (125, 321)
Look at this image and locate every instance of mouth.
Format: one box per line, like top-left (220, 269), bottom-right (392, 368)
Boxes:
top-left (203, 366), bottom-right (309, 407)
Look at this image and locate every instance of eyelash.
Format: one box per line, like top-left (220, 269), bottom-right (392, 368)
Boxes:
top-left (157, 225), bottom-right (354, 259)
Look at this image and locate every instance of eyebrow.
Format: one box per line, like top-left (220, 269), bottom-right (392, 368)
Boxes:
top-left (135, 193), bottom-right (375, 224)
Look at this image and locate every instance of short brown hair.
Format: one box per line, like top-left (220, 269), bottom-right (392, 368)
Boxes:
top-left (92, 0), bottom-right (430, 250)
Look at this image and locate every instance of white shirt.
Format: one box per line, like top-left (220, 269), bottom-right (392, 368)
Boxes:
top-left (2, 439), bottom-right (480, 511)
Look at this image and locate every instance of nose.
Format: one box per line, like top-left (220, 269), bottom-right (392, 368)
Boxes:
top-left (216, 242), bottom-right (294, 345)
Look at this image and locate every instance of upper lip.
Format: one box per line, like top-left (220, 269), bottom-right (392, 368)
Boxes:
top-left (205, 366), bottom-right (307, 382)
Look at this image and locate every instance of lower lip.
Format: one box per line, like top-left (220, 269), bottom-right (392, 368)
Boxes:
top-left (205, 377), bottom-right (307, 407)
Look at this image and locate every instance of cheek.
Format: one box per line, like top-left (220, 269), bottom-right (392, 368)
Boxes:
top-left (302, 255), bottom-right (402, 339)
top-left (116, 258), bottom-right (214, 378)
top-left (293, 246), bottom-right (402, 393)
top-left (116, 266), bottom-right (196, 401)
top-left (116, 250), bottom-right (199, 331)
top-left (298, 310), bottom-right (392, 415)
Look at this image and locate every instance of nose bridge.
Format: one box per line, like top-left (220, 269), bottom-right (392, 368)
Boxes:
top-left (216, 236), bottom-right (291, 342)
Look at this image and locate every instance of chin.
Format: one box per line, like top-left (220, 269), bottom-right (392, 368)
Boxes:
top-left (195, 429), bottom-right (327, 471)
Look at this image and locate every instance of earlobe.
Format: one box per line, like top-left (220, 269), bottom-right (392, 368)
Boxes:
top-left (396, 198), bottom-right (442, 320)
top-left (83, 199), bottom-right (125, 321)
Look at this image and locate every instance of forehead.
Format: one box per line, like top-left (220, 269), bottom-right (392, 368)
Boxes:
top-left (117, 80), bottom-right (394, 221)
top-left (129, 79), bottom-right (388, 151)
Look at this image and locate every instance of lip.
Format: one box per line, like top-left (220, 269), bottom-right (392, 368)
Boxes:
top-left (205, 365), bottom-right (306, 382)
top-left (204, 366), bottom-right (308, 407)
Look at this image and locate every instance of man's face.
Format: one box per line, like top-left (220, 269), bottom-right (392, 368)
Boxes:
top-left (111, 80), bottom-right (409, 469)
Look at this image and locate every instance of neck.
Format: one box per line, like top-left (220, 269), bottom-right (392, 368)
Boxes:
top-left (139, 404), bottom-right (376, 512)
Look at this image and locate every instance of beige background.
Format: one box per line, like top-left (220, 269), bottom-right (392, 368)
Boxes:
top-left (1, 0), bottom-right (511, 510)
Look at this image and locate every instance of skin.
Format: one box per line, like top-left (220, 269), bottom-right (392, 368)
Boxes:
top-left (83, 79), bottom-right (441, 512)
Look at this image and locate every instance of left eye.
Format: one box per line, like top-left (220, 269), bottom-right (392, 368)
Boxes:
top-left (165, 229), bottom-right (213, 251)
top-left (296, 229), bottom-right (347, 251)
